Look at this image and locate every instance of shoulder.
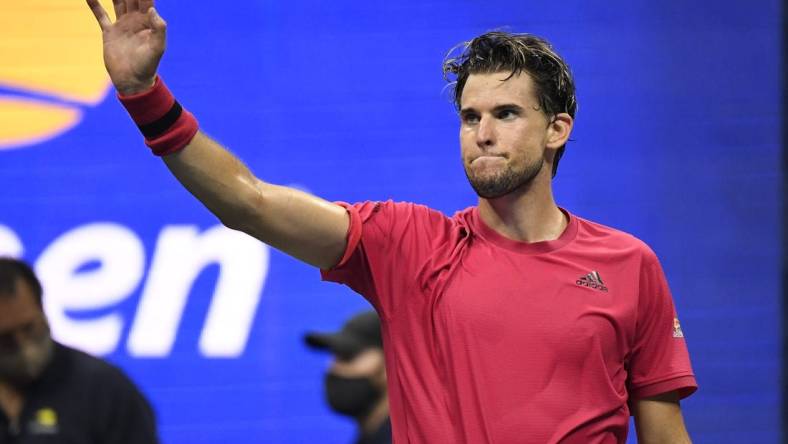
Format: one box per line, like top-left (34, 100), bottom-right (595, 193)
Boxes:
top-left (573, 214), bottom-right (659, 262)
top-left (346, 200), bottom-right (453, 230)
top-left (56, 343), bottom-right (141, 392)
top-left (366, 200), bottom-right (448, 219)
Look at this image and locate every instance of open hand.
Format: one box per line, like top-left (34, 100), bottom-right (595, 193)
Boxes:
top-left (86, 0), bottom-right (166, 95)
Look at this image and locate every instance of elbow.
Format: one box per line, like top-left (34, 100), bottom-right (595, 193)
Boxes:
top-left (218, 213), bottom-right (249, 233)
top-left (216, 179), bottom-right (268, 235)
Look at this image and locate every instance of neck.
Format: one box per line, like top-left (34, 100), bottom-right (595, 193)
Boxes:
top-left (358, 393), bottom-right (389, 435)
top-left (477, 168), bottom-right (566, 243)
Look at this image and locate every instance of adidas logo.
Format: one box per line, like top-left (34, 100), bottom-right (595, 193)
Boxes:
top-left (576, 271), bottom-right (608, 292)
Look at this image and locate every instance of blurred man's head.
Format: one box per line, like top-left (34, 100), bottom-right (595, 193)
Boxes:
top-left (305, 311), bottom-right (387, 420)
top-left (0, 258), bottom-right (54, 387)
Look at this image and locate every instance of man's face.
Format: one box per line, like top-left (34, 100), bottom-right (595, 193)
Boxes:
top-left (459, 71), bottom-right (553, 199)
top-left (0, 279), bottom-right (53, 386)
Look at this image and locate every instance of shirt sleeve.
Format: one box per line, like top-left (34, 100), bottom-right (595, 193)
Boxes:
top-left (626, 248), bottom-right (698, 401)
top-left (320, 200), bottom-right (453, 317)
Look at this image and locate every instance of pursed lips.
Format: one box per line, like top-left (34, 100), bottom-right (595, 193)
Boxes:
top-left (470, 154), bottom-right (507, 164)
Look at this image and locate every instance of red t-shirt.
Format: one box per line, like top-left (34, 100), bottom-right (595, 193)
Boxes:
top-left (322, 201), bottom-right (697, 444)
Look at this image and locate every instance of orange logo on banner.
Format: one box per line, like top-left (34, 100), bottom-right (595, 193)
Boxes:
top-left (0, 0), bottom-right (114, 150)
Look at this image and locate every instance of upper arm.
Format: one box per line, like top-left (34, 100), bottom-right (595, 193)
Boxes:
top-left (163, 131), bottom-right (350, 269)
top-left (627, 246), bottom-right (697, 400)
top-left (248, 182), bottom-right (350, 269)
top-left (632, 391), bottom-right (691, 444)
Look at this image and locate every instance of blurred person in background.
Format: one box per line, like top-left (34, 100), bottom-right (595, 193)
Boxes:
top-left (0, 258), bottom-right (159, 444)
top-left (305, 311), bottom-right (390, 444)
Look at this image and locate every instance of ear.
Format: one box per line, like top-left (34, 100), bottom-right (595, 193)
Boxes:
top-left (545, 113), bottom-right (573, 149)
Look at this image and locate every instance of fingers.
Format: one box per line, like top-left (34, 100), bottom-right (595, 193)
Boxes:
top-left (126, 0), bottom-right (140, 12)
top-left (148, 7), bottom-right (166, 34)
top-left (139, 0), bottom-right (154, 13)
top-left (112, 0), bottom-right (126, 18)
top-left (86, 0), bottom-right (112, 30)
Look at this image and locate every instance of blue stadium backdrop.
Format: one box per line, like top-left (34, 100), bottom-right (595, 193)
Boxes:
top-left (0, 0), bottom-right (780, 442)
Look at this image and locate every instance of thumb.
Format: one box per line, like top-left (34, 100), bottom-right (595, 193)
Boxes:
top-left (148, 7), bottom-right (166, 32)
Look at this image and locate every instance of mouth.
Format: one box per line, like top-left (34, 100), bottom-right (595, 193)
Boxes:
top-left (470, 154), bottom-right (507, 165)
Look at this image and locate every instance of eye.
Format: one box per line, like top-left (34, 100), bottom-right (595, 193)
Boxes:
top-left (461, 113), bottom-right (480, 125)
top-left (496, 109), bottom-right (519, 120)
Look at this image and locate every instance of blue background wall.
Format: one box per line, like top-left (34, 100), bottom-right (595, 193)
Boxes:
top-left (0, 0), bottom-right (781, 442)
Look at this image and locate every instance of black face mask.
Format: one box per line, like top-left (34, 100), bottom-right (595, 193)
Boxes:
top-left (324, 373), bottom-right (382, 418)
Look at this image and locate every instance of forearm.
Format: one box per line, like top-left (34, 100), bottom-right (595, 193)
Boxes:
top-left (162, 131), bottom-right (348, 268)
top-left (162, 131), bottom-right (262, 231)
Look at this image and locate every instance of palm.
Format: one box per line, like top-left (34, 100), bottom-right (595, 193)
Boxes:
top-left (87, 0), bottom-right (166, 94)
top-left (104, 13), bottom-right (162, 87)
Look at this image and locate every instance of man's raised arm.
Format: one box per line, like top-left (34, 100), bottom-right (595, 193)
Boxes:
top-left (86, 0), bottom-right (350, 269)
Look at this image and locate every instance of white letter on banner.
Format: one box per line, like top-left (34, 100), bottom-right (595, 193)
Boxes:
top-left (127, 225), bottom-right (268, 357)
top-left (36, 223), bottom-right (145, 356)
top-left (0, 225), bottom-right (23, 257)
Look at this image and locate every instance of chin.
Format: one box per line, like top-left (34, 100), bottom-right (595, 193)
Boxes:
top-left (465, 162), bottom-right (543, 199)
top-left (467, 176), bottom-right (517, 199)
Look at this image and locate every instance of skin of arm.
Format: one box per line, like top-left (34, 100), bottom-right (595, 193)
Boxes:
top-left (632, 391), bottom-right (692, 444)
top-left (86, 0), bottom-right (349, 269)
top-left (162, 132), bottom-right (349, 269)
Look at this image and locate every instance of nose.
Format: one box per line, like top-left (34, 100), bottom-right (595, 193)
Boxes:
top-left (475, 115), bottom-right (496, 148)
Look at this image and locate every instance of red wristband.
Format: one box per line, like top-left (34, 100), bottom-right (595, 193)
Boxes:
top-left (118, 77), bottom-right (199, 156)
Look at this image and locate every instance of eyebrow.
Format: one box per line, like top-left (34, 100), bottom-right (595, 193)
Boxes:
top-left (460, 103), bottom-right (526, 116)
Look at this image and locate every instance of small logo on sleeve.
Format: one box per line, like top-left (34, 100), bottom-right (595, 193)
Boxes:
top-left (576, 271), bottom-right (608, 292)
top-left (673, 318), bottom-right (685, 338)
